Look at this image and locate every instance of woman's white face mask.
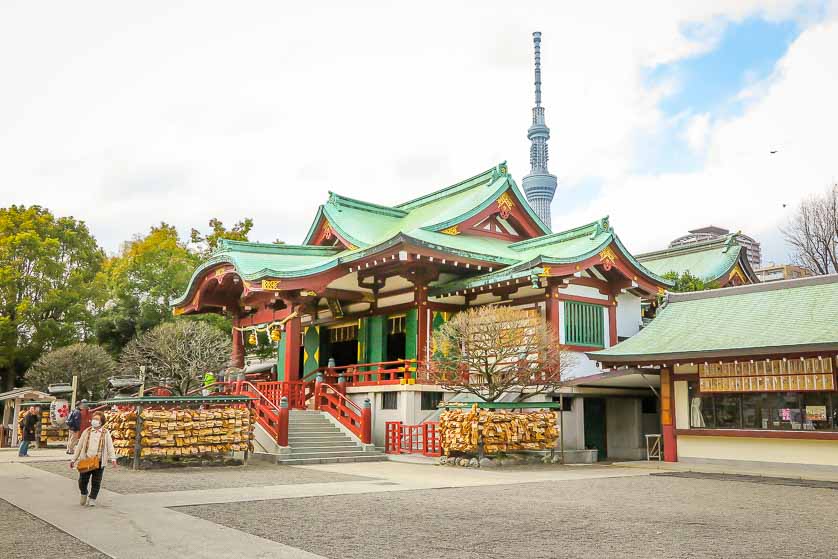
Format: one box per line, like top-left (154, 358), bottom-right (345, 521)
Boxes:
top-left (91, 419), bottom-right (101, 428)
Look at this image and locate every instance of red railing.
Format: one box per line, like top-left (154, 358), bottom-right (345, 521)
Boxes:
top-left (232, 381), bottom-right (288, 446)
top-left (314, 383), bottom-right (371, 444)
top-left (385, 421), bottom-right (441, 457)
top-left (252, 381), bottom-right (311, 410)
top-left (309, 359), bottom-right (428, 386)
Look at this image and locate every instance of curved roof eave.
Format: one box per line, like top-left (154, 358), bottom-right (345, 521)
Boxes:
top-left (172, 232), bottom-right (520, 309)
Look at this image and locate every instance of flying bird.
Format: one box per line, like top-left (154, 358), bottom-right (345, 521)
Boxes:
top-left (770, 150), bottom-right (778, 154)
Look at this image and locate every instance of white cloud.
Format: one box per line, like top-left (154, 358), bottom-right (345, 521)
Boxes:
top-left (557, 10), bottom-right (838, 264)
top-left (684, 113), bottom-right (711, 152)
top-left (0, 0), bottom-right (830, 263)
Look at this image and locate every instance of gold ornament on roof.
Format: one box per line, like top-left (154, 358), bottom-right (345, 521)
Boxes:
top-left (496, 192), bottom-right (515, 219)
top-left (323, 221), bottom-right (333, 240)
top-left (440, 225), bottom-right (460, 236)
top-left (261, 279), bottom-right (281, 290)
top-left (599, 246), bottom-right (617, 271)
top-left (538, 266), bottom-right (552, 277)
top-left (248, 332), bottom-right (257, 346)
top-left (728, 265), bottom-right (747, 285)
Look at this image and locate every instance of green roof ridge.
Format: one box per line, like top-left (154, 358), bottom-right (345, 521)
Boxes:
top-left (395, 165), bottom-right (497, 210)
top-left (509, 217), bottom-right (609, 251)
top-left (326, 192), bottom-right (408, 218)
top-left (217, 239), bottom-right (341, 256)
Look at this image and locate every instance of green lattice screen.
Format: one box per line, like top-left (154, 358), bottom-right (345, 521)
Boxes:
top-left (563, 301), bottom-right (605, 348)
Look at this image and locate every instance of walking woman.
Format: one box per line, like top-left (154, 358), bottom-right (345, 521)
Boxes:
top-left (70, 411), bottom-right (117, 507)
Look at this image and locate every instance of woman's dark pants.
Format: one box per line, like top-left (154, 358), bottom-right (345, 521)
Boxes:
top-left (78, 467), bottom-right (104, 499)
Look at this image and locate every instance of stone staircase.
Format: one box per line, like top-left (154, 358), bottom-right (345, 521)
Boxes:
top-left (253, 410), bottom-right (386, 465)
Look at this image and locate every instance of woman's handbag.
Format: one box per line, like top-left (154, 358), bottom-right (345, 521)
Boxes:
top-left (76, 429), bottom-right (106, 473)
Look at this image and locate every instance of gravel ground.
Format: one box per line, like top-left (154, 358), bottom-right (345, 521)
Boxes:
top-left (0, 499), bottom-right (109, 559)
top-left (179, 475), bottom-right (838, 559)
top-left (31, 461), bottom-right (375, 494)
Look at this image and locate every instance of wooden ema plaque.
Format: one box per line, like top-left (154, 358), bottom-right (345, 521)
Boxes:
top-left (698, 357), bottom-right (836, 393)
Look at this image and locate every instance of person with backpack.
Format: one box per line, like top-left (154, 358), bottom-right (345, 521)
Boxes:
top-left (66, 400), bottom-right (88, 454)
top-left (70, 411), bottom-right (117, 507)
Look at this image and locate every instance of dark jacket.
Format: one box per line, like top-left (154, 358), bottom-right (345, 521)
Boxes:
top-left (21, 413), bottom-right (39, 442)
top-left (67, 409), bottom-right (81, 431)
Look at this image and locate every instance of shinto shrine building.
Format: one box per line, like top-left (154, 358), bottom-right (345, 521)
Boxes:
top-left (173, 163), bottom-right (673, 449)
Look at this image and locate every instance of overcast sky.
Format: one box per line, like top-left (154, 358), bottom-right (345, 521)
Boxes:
top-left (2, 1), bottom-right (836, 264)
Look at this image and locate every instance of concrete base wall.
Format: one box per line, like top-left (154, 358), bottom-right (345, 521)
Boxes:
top-left (606, 398), bottom-right (646, 460)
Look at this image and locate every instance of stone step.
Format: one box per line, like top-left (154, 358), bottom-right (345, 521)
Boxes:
top-left (290, 440), bottom-right (357, 448)
top-left (288, 425), bottom-right (341, 432)
top-left (277, 454), bottom-right (387, 466)
top-left (289, 445), bottom-right (364, 455)
top-left (288, 433), bottom-right (352, 441)
top-left (288, 449), bottom-right (369, 459)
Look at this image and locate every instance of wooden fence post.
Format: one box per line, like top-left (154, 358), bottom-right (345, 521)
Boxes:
top-left (132, 403), bottom-right (143, 471)
top-left (278, 396), bottom-right (289, 447)
top-left (361, 398), bottom-right (372, 444)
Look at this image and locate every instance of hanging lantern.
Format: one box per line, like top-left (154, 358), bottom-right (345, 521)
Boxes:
top-left (248, 332), bottom-right (257, 346)
top-left (270, 327), bottom-right (281, 342)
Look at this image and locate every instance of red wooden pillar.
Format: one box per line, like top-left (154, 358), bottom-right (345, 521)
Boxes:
top-left (361, 398), bottom-right (372, 444)
top-left (231, 316), bottom-right (245, 369)
top-left (284, 313), bottom-right (302, 381)
top-left (545, 279), bottom-right (561, 338)
top-left (608, 298), bottom-right (618, 347)
top-left (660, 366), bottom-right (677, 462)
top-left (278, 396), bottom-right (289, 447)
top-left (415, 283), bottom-right (429, 364)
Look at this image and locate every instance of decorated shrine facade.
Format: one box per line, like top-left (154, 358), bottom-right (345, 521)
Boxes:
top-left (173, 163), bottom-right (672, 405)
top-left (590, 275), bottom-right (838, 468)
top-left (636, 234), bottom-right (759, 287)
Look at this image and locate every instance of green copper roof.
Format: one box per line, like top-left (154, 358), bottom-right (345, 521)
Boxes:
top-left (174, 164), bottom-right (670, 309)
top-left (636, 235), bottom-right (754, 283)
top-left (302, 163), bottom-right (551, 247)
top-left (590, 275), bottom-right (838, 363)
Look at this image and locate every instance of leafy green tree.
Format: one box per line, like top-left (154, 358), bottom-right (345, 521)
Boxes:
top-left (0, 206), bottom-right (104, 390)
top-left (662, 271), bottom-right (721, 293)
top-left (119, 321), bottom-right (230, 395)
top-left (190, 217), bottom-right (254, 257)
top-left (25, 343), bottom-right (117, 400)
top-left (95, 223), bottom-right (234, 354)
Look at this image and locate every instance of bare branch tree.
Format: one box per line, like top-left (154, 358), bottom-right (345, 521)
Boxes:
top-left (420, 306), bottom-right (576, 402)
top-left (781, 184), bottom-right (838, 275)
top-left (119, 321), bottom-right (229, 395)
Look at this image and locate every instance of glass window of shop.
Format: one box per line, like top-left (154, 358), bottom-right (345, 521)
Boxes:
top-left (687, 382), bottom-right (837, 431)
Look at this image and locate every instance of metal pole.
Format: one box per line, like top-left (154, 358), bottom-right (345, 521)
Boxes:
top-left (559, 394), bottom-right (565, 465)
top-left (132, 404), bottom-right (143, 471)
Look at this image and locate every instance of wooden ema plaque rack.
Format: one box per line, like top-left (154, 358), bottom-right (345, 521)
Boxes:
top-left (698, 356), bottom-right (835, 393)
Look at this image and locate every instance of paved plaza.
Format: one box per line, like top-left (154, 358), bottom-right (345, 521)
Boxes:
top-left (1, 450), bottom-right (836, 558)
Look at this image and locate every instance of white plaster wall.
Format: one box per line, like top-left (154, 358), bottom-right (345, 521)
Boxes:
top-left (615, 293), bottom-right (642, 339)
top-left (678, 436), bottom-right (838, 467)
top-left (561, 284), bottom-right (609, 300)
top-left (563, 351), bottom-right (601, 379)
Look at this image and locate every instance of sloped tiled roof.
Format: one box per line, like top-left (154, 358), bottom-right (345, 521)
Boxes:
top-left (590, 274), bottom-right (838, 363)
top-left (174, 164), bottom-right (672, 308)
top-left (636, 235), bottom-right (757, 283)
